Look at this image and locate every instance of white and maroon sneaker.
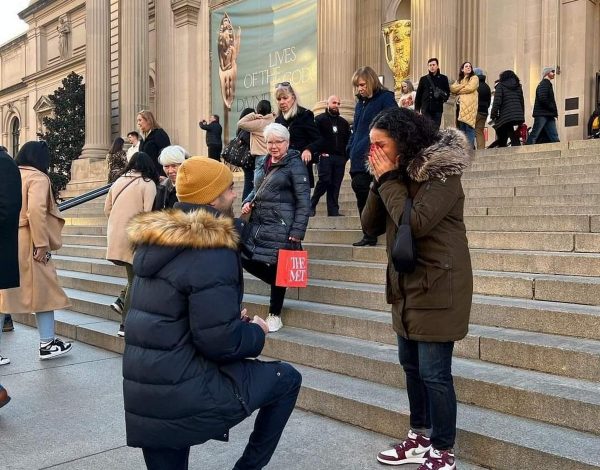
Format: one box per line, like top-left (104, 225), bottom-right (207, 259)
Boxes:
top-left (418, 448), bottom-right (456, 470)
top-left (377, 430), bottom-right (431, 465)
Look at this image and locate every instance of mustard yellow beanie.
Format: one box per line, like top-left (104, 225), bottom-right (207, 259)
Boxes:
top-left (175, 156), bottom-right (233, 204)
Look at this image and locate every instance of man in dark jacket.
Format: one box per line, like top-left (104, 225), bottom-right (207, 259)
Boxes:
top-left (199, 114), bottom-right (223, 161)
top-left (0, 148), bottom-right (21, 394)
top-left (526, 67), bottom-right (560, 144)
top-left (123, 156), bottom-right (301, 470)
top-left (474, 68), bottom-right (491, 149)
top-left (414, 58), bottom-right (451, 128)
top-left (310, 95), bottom-right (351, 217)
top-left (347, 66), bottom-right (397, 246)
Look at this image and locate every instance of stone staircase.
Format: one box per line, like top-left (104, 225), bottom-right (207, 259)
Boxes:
top-left (14, 140), bottom-right (600, 469)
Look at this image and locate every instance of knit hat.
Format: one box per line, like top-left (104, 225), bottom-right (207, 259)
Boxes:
top-left (473, 67), bottom-right (484, 77)
top-left (542, 66), bottom-right (555, 78)
top-left (158, 145), bottom-right (189, 166)
top-left (176, 156), bottom-right (233, 204)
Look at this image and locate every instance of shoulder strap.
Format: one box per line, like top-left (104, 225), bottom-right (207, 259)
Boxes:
top-left (112, 176), bottom-right (142, 205)
top-left (400, 198), bottom-right (412, 226)
top-left (251, 164), bottom-right (281, 203)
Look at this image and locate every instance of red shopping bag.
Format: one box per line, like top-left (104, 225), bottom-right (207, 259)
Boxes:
top-left (275, 249), bottom-right (309, 287)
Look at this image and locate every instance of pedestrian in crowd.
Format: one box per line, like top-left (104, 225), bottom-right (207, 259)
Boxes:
top-left (398, 80), bottom-right (416, 110)
top-left (450, 61), bottom-right (479, 148)
top-left (0, 141), bottom-right (73, 360)
top-left (415, 58), bottom-right (451, 128)
top-left (309, 95), bottom-right (351, 217)
top-left (587, 105), bottom-right (600, 139)
top-left (0, 146), bottom-right (16, 335)
top-left (199, 114), bottom-right (223, 161)
top-left (233, 107), bottom-right (255, 198)
top-left (138, 110), bottom-right (171, 177)
top-left (473, 68), bottom-right (492, 149)
top-left (153, 145), bottom-right (189, 211)
top-left (347, 66), bottom-right (397, 247)
top-left (106, 137), bottom-right (127, 183)
top-left (361, 107), bottom-right (472, 470)
top-left (490, 70), bottom-right (525, 147)
top-left (0, 147), bottom-right (21, 367)
top-left (123, 156), bottom-right (302, 470)
top-left (241, 123), bottom-right (310, 333)
top-left (238, 100), bottom-right (275, 201)
top-left (274, 82), bottom-right (322, 188)
top-left (126, 131), bottom-right (142, 162)
top-left (105, 152), bottom-right (158, 337)
top-left (526, 67), bottom-right (560, 144)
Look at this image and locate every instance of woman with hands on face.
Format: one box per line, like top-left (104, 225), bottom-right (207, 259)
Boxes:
top-left (361, 107), bottom-right (473, 470)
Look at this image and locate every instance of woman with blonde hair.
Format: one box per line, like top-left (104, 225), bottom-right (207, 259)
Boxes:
top-left (398, 80), bottom-right (416, 110)
top-left (450, 61), bottom-right (479, 148)
top-left (274, 82), bottom-right (321, 188)
top-left (137, 109), bottom-right (171, 177)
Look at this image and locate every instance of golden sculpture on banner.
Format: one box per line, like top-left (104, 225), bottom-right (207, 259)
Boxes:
top-left (382, 20), bottom-right (411, 91)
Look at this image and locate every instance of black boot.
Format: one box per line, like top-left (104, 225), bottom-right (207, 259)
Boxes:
top-left (352, 237), bottom-right (377, 247)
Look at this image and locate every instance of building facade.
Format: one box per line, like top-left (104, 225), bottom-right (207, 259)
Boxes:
top-left (1, 0), bottom-right (599, 191)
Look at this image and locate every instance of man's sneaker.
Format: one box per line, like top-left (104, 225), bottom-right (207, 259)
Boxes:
top-left (0, 356), bottom-right (10, 366)
top-left (110, 298), bottom-right (124, 315)
top-left (377, 430), bottom-right (431, 465)
top-left (2, 315), bottom-right (14, 332)
top-left (265, 314), bottom-right (283, 332)
top-left (417, 448), bottom-right (456, 470)
top-left (39, 338), bottom-right (73, 360)
top-left (0, 385), bottom-right (10, 409)
top-left (117, 324), bottom-right (125, 337)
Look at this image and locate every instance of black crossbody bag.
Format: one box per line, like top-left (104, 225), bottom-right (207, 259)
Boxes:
top-left (391, 198), bottom-right (417, 273)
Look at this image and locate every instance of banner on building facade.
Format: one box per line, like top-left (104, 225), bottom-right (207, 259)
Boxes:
top-left (210, 0), bottom-right (317, 139)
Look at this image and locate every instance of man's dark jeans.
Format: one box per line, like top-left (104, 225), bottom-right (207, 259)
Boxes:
top-left (423, 111), bottom-right (443, 129)
top-left (350, 171), bottom-right (376, 241)
top-left (397, 336), bottom-right (457, 450)
top-left (208, 145), bottom-right (223, 161)
top-left (526, 116), bottom-right (560, 144)
top-left (311, 154), bottom-right (346, 215)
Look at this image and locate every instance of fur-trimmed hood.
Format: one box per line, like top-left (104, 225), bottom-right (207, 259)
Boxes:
top-left (127, 207), bottom-right (239, 277)
top-left (406, 128), bottom-right (472, 182)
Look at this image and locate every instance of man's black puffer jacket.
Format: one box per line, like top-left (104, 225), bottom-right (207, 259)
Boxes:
top-left (242, 149), bottom-right (310, 264)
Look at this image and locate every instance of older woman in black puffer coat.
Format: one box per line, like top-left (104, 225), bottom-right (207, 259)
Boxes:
top-left (241, 123), bottom-right (311, 333)
top-left (490, 70), bottom-right (525, 147)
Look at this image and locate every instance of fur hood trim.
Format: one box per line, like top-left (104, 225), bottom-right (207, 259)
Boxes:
top-left (127, 208), bottom-right (239, 250)
top-left (406, 128), bottom-right (472, 182)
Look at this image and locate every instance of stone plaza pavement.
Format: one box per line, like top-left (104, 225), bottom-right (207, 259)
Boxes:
top-left (0, 324), bottom-right (484, 470)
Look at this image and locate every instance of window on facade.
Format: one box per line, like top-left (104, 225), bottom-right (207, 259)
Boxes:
top-left (11, 118), bottom-right (20, 157)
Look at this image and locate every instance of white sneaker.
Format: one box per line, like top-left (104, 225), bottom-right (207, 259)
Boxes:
top-left (39, 338), bottom-right (73, 360)
top-left (265, 314), bottom-right (283, 332)
top-left (0, 356), bottom-right (10, 366)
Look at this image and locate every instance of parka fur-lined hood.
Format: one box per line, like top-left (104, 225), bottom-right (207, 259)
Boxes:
top-left (127, 208), bottom-right (239, 250)
top-left (406, 128), bottom-right (472, 182)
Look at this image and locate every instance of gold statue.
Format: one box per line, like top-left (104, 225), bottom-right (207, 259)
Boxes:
top-left (382, 20), bottom-right (411, 92)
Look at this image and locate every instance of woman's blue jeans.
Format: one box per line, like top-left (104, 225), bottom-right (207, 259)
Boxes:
top-left (397, 336), bottom-right (457, 450)
top-left (458, 122), bottom-right (475, 148)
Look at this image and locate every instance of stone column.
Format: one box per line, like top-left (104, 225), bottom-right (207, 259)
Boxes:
top-left (155, 0), bottom-right (174, 135)
top-left (120, 0), bottom-right (149, 136)
top-left (456, 0), bottom-right (481, 67)
top-left (315, 0), bottom-right (357, 120)
top-left (355, 0), bottom-right (382, 72)
top-left (80, 0), bottom-right (111, 160)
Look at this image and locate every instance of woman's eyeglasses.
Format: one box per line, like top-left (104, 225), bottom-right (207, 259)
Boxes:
top-left (267, 140), bottom-right (286, 146)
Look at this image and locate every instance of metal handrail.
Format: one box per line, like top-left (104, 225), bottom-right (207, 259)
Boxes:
top-left (58, 183), bottom-right (111, 211)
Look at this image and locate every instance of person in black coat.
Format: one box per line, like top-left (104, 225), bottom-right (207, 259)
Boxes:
top-left (526, 67), bottom-right (560, 144)
top-left (0, 149), bottom-right (21, 367)
top-left (490, 70), bottom-right (525, 147)
top-left (241, 123), bottom-right (311, 333)
top-left (137, 110), bottom-right (171, 177)
top-left (474, 68), bottom-right (492, 149)
top-left (414, 58), bottom-right (451, 128)
top-left (199, 114), bottom-right (223, 161)
top-left (124, 156), bottom-right (301, 470)
top-left (274, 82), bottom-right (322, 188)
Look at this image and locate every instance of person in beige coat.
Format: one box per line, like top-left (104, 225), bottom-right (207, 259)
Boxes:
top-left (450, 61), bottom-right (478, 148)
top-left (0, 141), bottom-right (73, 360)
top-left (105, 151), bottom-right (158, 337)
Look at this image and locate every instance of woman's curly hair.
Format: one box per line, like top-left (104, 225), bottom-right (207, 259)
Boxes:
top-left (369, 107), bottom-right (439, 166)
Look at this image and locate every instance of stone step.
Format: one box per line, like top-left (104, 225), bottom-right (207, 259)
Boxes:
top-left (467, 231), bottom-right (576, 251)
top-left (464, 193), bottom-right (600, 208)
top-left (261, 326), bottom-right (600, 435)
top-left (465, 214), bottom-right (590, 232)
top-left (62, 225), bottom-right (107, 236)
top-left (11, 308), bottom-right (600, 469)
top-left (62, 234), bottom-right (107, 247)
top-left (514, 182), bottom-right (600, 197)
top-left (462, 173), bottom-right (600, 189)
top-left (468, 154), bottom-right (600, 172)
top-left (485, 205), bottom-right (600, 216)
top-left (56, 244), bottom-right (106, 259)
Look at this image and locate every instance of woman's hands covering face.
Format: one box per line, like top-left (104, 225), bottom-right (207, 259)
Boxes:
top-left (368, 144), bottom-right (398, 181)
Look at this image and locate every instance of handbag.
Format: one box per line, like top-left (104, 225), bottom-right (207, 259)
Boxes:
top-left (427, 75), bottom-right (448, 101)
top-left (222, 131), bottom-right (252, 168)
top-left (391, 198), bottom-right (417, 273)
top-left (275, 242), bottom-right (308, 288)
